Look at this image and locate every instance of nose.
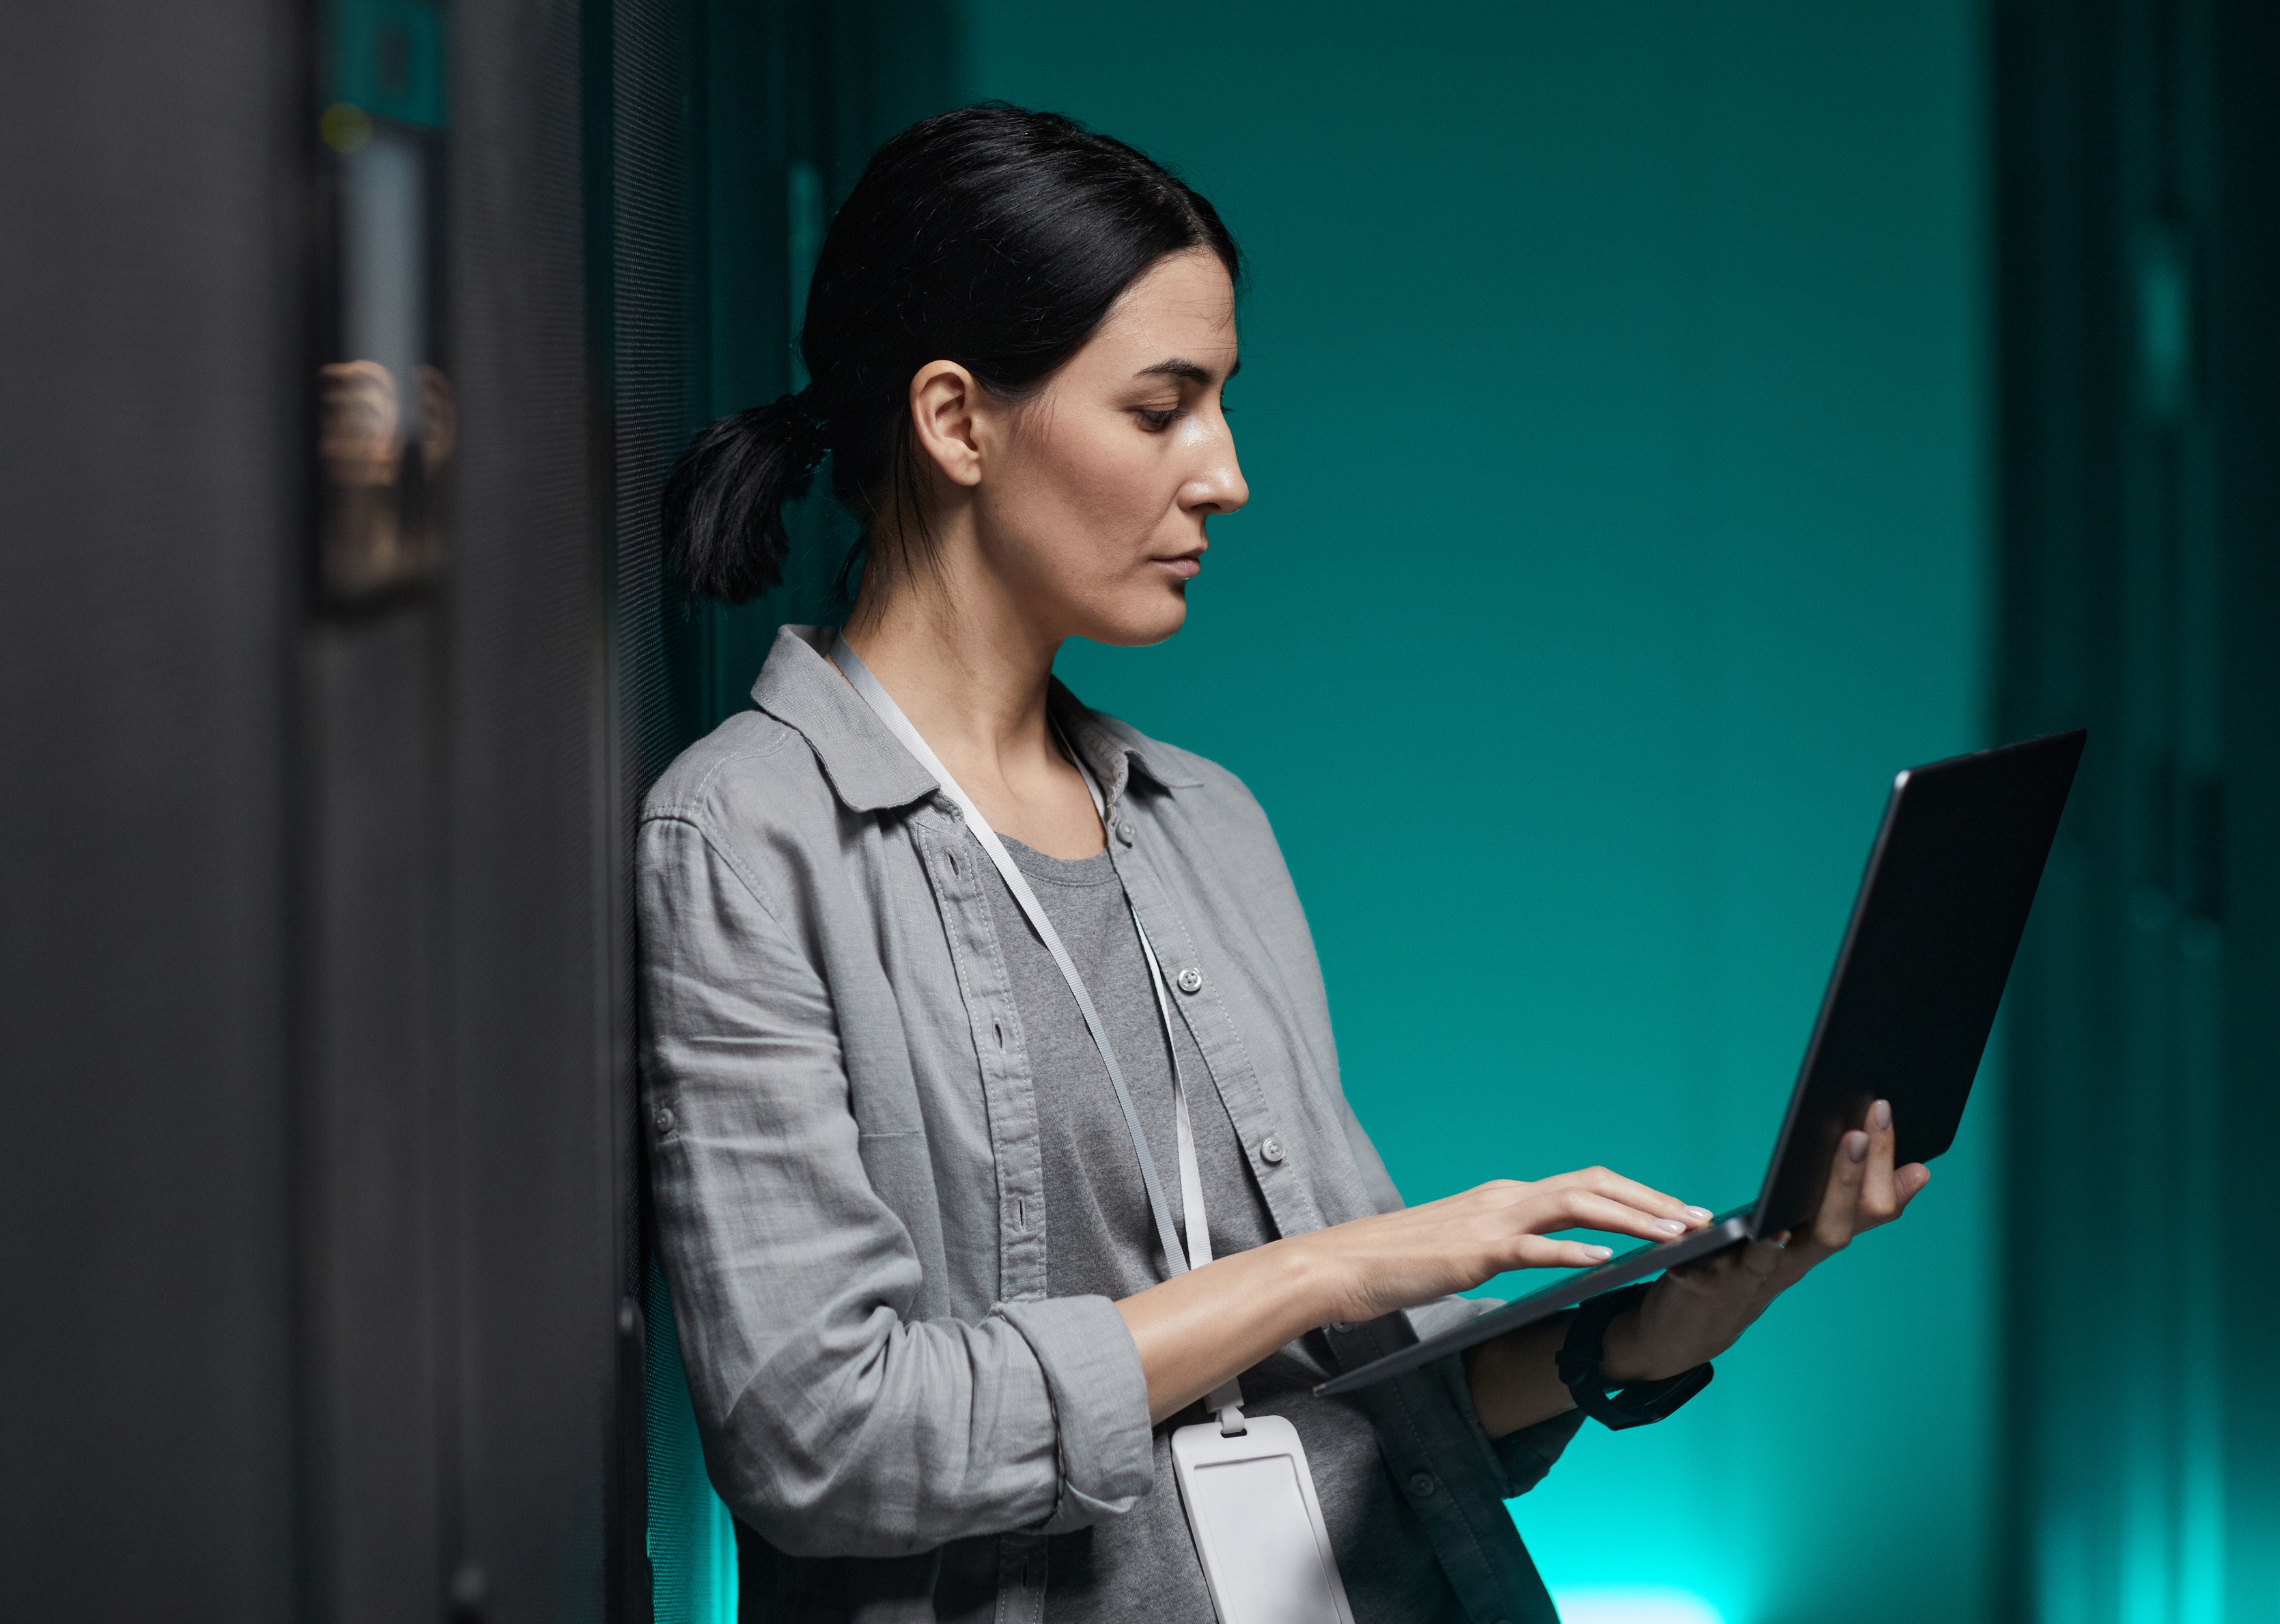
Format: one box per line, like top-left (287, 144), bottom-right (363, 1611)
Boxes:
top-left (1185, 420), bottom-right (1249, 518)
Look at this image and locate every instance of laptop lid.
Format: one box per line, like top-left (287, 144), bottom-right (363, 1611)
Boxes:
top-left (1312, 728), bottom-right (2085, 1399)
top-left (1747, 728), bottom-right (2084, 1240)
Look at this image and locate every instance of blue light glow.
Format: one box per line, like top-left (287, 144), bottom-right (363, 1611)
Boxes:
top-left (1553, 1587), bottom-right (1726, 1624)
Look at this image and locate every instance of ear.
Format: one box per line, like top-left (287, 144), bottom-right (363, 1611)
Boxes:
top-left (908, 360), bottom-right (986, 488)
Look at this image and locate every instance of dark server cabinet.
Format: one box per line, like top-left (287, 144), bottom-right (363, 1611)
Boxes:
top-left (3, 0), bottom-right (625, 1619)
top-left (1, 1), bottom-right (307, 1615)
top-left (1995, 2), bottom-right (2280, 1620)
top-left (2, 0), bottom-right (966, 1615)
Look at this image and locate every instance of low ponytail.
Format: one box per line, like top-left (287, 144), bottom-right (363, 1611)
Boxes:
top-left (660, 389), bottom-right (830, 604)
top-left (664, 105), bottom-right (1240, 605)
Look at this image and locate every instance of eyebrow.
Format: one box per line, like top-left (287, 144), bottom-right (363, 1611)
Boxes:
top-left (1136, 356), bottom-right (1241, 384)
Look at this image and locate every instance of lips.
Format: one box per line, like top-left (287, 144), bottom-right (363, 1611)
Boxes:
top-left (1159, 554), bottom-right (1202, 579)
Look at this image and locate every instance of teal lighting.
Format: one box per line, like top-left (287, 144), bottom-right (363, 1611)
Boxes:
top-left (646, 1258), bottom-right (740, 1624)
top-left (1554, 1589), bottom-right (1726, 1624)
top-left (328, 0), bottom-right (448, 129)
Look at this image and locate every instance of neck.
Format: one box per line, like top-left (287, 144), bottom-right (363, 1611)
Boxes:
top-left (836, 522), bottom-right (1107, 859)
top-left (840, 550), bottom-right (1064, 786)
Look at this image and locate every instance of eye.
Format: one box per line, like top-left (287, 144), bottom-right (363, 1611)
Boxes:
top-left (1134, 407), bottom-right (1181, 432)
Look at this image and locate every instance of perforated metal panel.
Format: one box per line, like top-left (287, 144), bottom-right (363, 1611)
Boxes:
top-left (595, 0), bottom-right (715, 1612)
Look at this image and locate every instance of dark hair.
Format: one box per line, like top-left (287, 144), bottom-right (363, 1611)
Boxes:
top-left (662, 104), bottom-right (1242, 603)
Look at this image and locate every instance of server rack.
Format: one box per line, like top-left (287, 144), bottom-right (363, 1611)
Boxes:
top-left (1, 1), bottom-right (947, 1619)
top-left (1995, 3), bottom-right (2280, 1619)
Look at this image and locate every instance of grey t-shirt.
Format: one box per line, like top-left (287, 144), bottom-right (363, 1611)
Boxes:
top-left (987, 838), bottom-right (1464, 1624)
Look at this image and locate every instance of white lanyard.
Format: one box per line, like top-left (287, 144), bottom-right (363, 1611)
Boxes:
top-left (834, 637), bottom-right (1360, 1624)
top-left (828, 633), bottom-right (1223, 1289)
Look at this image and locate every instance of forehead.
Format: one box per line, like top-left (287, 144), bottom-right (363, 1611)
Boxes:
top-left (1084, 250), bottom-right (1239, 368)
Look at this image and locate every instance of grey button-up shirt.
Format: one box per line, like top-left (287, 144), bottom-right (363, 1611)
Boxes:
top-left (639, 626), bottom-right (1581, 1624)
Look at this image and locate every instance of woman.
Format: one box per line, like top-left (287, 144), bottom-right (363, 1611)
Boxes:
top-left (641, 104), bottom-right (1928, 1624)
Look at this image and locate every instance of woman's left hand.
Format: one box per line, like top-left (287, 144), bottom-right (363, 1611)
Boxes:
top-left (1598, 1097), bottom-right (1932, 1384)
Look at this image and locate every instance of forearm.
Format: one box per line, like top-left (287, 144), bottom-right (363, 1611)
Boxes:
top-left (1140, 1103), bottom-right (1930, 1446)
top-left (1462, 1315), bottom-right (1576, 1438)
top-left (1121, 1250), bottom-right (1649, 1440)
top-left (1116, 1233), bottom-right (1342, 1422)
top-left (1116, 1171), bottom-right (1718, 1426)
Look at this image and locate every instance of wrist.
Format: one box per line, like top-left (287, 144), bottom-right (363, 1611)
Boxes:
top-left (1595, 1305), bottom-right (1657, 1385)
top-left (1558, 1286), bottom-right (1717, 1431)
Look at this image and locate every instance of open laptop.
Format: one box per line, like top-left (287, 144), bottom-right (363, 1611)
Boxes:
top-left (1316, 728), bottom-right (2087, 1399)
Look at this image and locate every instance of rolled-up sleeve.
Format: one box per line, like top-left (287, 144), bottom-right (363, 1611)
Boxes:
top-left (638, 814), bottom-right (1153, 1558)
top-left (993, 1296), bottom-right (1154, 1530)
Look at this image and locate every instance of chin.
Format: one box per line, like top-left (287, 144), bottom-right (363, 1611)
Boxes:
top-left (1080, 586), bottom-right (1191, 649)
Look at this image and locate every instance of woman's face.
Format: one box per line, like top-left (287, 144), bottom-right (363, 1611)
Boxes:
top-left (950, 248), bottom-right (1248, 646)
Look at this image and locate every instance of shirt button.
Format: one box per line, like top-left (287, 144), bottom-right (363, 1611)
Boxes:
top-left (1176, 967), bottom-right (1204, 994)
top-left (1116, 819), bottom-right (1136, 846)
top-left (1408, 1471), bottom-right (1438, 1498)
top-left (1258, 1135), bottom-right (1285, 1165)
top-left (653, 1107), bottom-right (675, 1133)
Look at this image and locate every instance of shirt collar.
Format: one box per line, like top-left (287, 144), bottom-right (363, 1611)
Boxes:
top-left (750, 625), bottom-right (1202, 815)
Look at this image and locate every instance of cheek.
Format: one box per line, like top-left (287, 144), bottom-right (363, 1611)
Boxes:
top-left (1012, 416), bottom-right (1167, 541)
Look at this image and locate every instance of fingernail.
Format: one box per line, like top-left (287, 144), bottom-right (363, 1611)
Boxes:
top-left (1872, 1099), bottom-right (1892, 1131)
top-left (1685, 1206), bottom-right (1713, 1221)
top-left (1655, 1218), bottom-right (1687, 1234)
top-left (1586, 1245), bottom-right (1613, 1261)
top-left (1846, 1130), bottom-right (1870, 1163)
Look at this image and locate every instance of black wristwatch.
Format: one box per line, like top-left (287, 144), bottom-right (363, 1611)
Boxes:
top-left (1555, 1282), bottom-right (1714, 1431)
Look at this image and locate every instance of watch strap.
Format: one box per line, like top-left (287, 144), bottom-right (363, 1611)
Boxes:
top-left (1556, 1281), bottom-right (1715, 1431)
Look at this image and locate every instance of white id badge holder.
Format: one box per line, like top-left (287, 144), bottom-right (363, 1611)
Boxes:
top-left (1170, 1402), bottom-right (1357, 1624)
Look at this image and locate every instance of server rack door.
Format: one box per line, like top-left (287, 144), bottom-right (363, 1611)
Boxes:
top-left (0, 1), bottom-right (305, 1614)
top-left (1996, 4), bottom-right (2280, 1619)
top-left (591, 5), bottom-right (958, 1618)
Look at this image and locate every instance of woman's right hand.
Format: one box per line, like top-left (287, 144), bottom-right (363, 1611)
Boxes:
top-left (1295, 1169), bottom-right (1712, 1327)
top-left (1117, 1165), bottom-right (1708, 1422)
